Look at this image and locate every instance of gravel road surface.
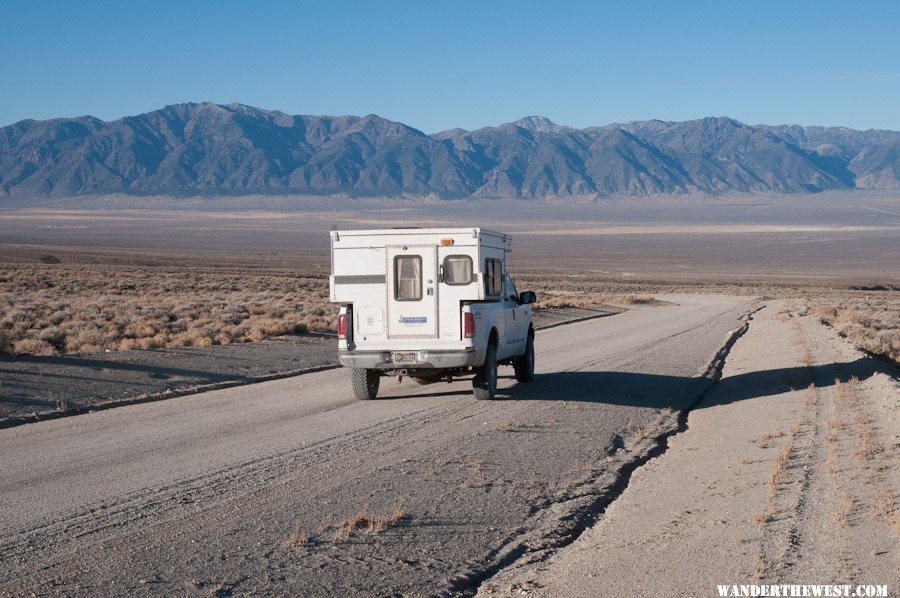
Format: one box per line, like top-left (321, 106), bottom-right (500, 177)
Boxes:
top-left (0, 307), bottom-right (616, 427)
top-left (481, 303), bottom-right (900, 596)
top-left (0, 297), bottom-right (745, 596)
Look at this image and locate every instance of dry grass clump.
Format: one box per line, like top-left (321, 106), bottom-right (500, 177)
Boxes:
top-left (832, 377), bottom-right (858, 408)
top-left (757, 438), bottom-right (789, 523)
top-left (855, 428), bottom-right (882, 461)
top-left (331, 504), bottom-right (406, 543)
top-left (487, 420), bottom-right (521, 433)
top-left (769, 439), bottom-right (794, 493)
top-left (804, 383), bottom-right (816, 407)
top-left (283, 523), bottom-right (309, 549)
top-left (810, 297), bottom-right (900, 363)
top-left (757, 421), bottom-right (802, 526)
top-left (831, 493), bottom-right (856, 529)
top-left (755, 430), bottom-right (785, 449)
top-left (873, 487), bottom-right (895, 522)
top-left (0, 264), bottom-right (334, 355)
top-left (11, 337), bottom-right (56, 356)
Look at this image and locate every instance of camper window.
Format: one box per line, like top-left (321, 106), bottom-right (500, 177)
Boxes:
top-left (394, 255), bottom-right (422, 301)
top-left (442, 255), bottom-right (473, 285)
top-left (485, 258), bottom-right (503, 297)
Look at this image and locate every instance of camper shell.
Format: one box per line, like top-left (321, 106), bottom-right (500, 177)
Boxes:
top-left (330, 227), bottom-right (536, 400)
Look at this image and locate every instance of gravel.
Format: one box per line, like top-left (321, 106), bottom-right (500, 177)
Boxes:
top-left (0, 308), bottom-right (617, 427)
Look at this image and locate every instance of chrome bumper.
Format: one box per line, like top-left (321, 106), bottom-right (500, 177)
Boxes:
top-left (338, 348), bottom-right (477, 370)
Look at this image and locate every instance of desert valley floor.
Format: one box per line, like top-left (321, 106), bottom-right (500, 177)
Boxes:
top-left (0, 192), bottom-right (897, 596)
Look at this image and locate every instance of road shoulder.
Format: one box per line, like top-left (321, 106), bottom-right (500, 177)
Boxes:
top-left (479, 301), bottom-right (900, 596)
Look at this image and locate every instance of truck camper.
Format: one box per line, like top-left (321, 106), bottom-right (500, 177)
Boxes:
top-left (329, 227), bottom-right (536, 400)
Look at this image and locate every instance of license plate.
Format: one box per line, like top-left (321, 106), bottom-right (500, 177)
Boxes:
top-left (391, 351), bottom-right (418, 365)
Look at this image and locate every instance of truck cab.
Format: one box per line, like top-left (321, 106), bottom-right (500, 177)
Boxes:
top-left (330, 228), bottom-right (536, 400)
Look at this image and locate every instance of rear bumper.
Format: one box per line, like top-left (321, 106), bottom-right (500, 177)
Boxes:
top-left (339, 348), bottom-right (477, 370)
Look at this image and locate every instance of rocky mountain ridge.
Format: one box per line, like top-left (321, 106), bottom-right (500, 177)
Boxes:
top-left (2, 103), bottom-right (898, 198)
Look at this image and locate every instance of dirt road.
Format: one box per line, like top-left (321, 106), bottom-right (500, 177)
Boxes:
top-left (0, 296), bottom-right (747, 596)
top-left (0, 307), bottom-right (616, 426)
top-left (481, 303), bottom-right (900, 596)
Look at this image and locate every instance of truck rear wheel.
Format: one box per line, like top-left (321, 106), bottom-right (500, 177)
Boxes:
top-left (513, 334), bottom-right (535, 383)
top-left (472, 343), bottom-right (498, 400)
top-left (351, 368), bottom-right (380, 400)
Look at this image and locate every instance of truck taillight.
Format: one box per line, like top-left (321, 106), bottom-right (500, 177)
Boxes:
top-left (463, 312), bottom-right (475, 339)
top-left (338, 313), bottom-right (348, 340)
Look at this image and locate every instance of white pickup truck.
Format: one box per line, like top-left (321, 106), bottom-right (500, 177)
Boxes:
top-left (329, 227), bottom-right (536, 401)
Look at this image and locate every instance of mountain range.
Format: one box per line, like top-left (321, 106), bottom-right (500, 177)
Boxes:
top-left (2, 102), bottom-right (899, 199)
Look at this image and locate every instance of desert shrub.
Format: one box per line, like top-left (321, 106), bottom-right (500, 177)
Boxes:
top-left (810, 298), bottom-right (900, 363)
top-left (0, 329), bottom-right (11, 356)
top-left (13, 338), bottom-right (55, 356)
top-left (621, 294), bottom-right (656, 305)
top-left (48, 309), bottom-right (71, 326)
top-left (64, 328), bottom-right (109, 353)
top-left (119, 338), bottom-right (138, 351)
top-left (1, 263), bottom-right (338, 355)
top-left (126, 319), bottom-right (158, 338)
top-left (37, 326), bottom-right (67, 351)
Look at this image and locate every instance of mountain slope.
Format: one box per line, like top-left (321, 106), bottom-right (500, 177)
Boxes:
top-left (1, 103), bottom-right (899, 198)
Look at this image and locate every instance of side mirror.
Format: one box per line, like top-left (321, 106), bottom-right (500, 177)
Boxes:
top-left (519, 291), bottom-right (537, 305)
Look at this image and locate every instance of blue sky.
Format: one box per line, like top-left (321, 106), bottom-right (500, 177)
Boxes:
top-left (2, 1), bottom-right (899, 132)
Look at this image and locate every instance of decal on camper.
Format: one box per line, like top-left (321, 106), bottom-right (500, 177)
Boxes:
top-left (399, 316), bottom-right (428, 325)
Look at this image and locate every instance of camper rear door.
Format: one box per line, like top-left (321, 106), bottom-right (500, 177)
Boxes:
top-left (386, 246), bottom-right (438, 339)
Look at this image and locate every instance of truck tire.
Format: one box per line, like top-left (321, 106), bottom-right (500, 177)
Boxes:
top-left (472, 342), bottom-right (498, 400)
top-left (513, 334), bottom-right (535, 383)
top-left (351, 368), bottom-right (379, 400)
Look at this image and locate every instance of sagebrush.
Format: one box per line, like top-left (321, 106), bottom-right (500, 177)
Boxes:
top-left (0, 264), bottom-right (333, 355)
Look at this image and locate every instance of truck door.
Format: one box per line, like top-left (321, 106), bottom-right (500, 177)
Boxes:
top-left (386, 245), bottom-right (439, 339)
top-left (501, 272), bottom-right (528, 357)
